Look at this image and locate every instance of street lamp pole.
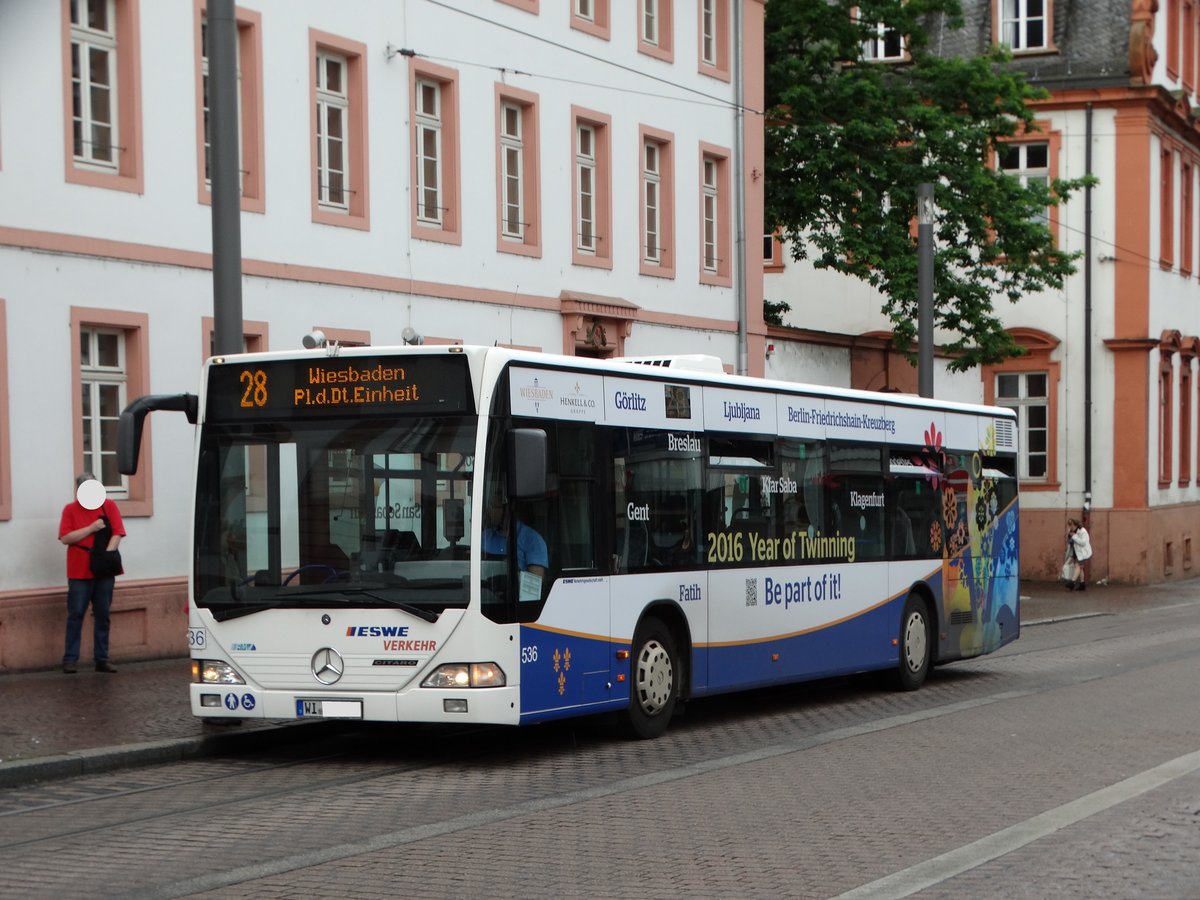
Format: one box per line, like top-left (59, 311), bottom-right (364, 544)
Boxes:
top-left (917, 183), bottom-right (935, 398)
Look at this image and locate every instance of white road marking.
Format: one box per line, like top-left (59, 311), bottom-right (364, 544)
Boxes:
top-left (835, 748), bottom-right (1200, 900)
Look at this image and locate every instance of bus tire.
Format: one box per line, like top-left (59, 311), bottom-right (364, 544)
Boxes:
top-left (621, 617), bottom-right (678, 739)
top-left (895, 594), bottom-right (932, 691)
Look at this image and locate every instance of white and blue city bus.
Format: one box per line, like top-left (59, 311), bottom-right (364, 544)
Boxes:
top-left (119, 344), bottom-right (1019, 738)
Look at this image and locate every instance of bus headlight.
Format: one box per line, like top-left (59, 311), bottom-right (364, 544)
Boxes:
top-left (193, 659), bottom-right (246, 685)
top-left (421, 662), bottom-right (506, 688)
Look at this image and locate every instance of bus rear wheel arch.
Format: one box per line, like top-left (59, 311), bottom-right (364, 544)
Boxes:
top-left (621, 616), bottom-right (680, 739)
top-left (895, 592), bottom-right (933, 691)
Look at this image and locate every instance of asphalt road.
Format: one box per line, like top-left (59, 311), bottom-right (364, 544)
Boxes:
top-left (0, 589), bottom-right (1198, 898)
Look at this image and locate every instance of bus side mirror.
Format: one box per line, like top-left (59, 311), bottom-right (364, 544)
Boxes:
top-left (508, 428), bottom-right (547, 499)
top-left (117, 393), bottom-right (199, 475)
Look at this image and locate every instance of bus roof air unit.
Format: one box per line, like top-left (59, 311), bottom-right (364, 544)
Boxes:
top-left (619, 355), bottom-right (726, 373)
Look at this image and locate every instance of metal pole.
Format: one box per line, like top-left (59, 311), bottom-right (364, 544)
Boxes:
top-left (917, 183), bottom-right (935, 398)
top-left (733, 0), bottom-right (747, 376)
top-left (208, 0), bottom-right (244, 357)
top-left (1083, 104), bottom-right (1094, 526)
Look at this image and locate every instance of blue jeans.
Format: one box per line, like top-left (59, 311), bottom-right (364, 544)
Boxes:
top-left (64, 577), bottom-right (114, 664)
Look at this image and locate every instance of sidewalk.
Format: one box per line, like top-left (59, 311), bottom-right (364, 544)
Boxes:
top-left (2, 577), bottom-right (1198, 788)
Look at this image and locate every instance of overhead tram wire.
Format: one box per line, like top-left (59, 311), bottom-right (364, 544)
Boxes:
top-left (418, 0), bottom-right (763, 116)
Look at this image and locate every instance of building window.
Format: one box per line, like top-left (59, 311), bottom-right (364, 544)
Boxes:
top-left (495, 85), bottom-right (541, 257)
top-left (71, 308), bottom-right (151, 515)
top-left (1160, 350), bottom-right (1175, 486)
top-left (1181, 355), bottom-right (1193, 485)
top-left (1183, 162), bottom-right (1194, 275)
top-left (698, 0), bottom-right (730, 80)
top-left (640, 126), bottom-right (675, 278)
top-left (996, 372), bottom-right (1049, 480)
top-left (638, 0), bottom-right (673, 60)
top-left (410, 61), bottom-right (460, 245)
top-left (571, 0), bottom-right (609, 39)
top-left (1169, 0), bottom-right (1182, 78)
top-left (79, 327), bottom-right (127, 493)
top-left (310, 31), bottom-right (368, 229)
top-left (997, 141), bottom-right (1050, 225)
top-left (699, 144), bottom-right (732, 286)
top-left (862, 21), bottom-right (905, 61)
top-left (572, 109), bottom-right (612, 268)
top-left (62, 0), bottom-right (142, 191)
top-left (998, 0), bottom-right (1049, 51)
top-left (415, 79), bottom-right (443, 225)
top-left (1187, 1), bottom-right (1197, 90)
top-left (196, 5), bottom-right (264, 212)
top-left (764, 230), bottom-right (784, 270)
top-left (71, 0), bottom-right (118, 170)
top-left (316, 51), bottom-right (348, 211)
top-left (500, 103), bottom-right (523, 239)
top-left (702, 158), bottom-right (718, 272)
top-left (1162, 147), bottom-right (1176, 268)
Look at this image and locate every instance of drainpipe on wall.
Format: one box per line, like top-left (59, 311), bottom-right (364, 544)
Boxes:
top-left (1084, 103), bottom-right (1094, 525)
top-left (734, 0), bottom-right (747, 375)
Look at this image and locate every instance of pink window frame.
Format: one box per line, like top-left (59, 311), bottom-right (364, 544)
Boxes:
top-left (698, 142), bottom-right (732, 287)
top-left (309, 30), bottom-right (370, 230)
top-left (496, 0), bottom-right (539, 12)
top-left (571, 0), bottom-right (610, 40)
top-left (409, 59), bottom-right (462, 246)
top-left (639, 125), bottom-right (676, 279)
top-left (572, 106), bottom-right (613, 269)
top-left (71, 307), bottom-right (152, 517)
top-left (61, 0), bottom-right (144, 193)
top-left (637, 0), bottom-right (674, 62)
top-left (193, 2), bottom-right (265, 213)
top-left (996, 119), bottom-right (1064, 245)
top-left (697, 0), bottom-right (730, 81)
top-left (0, 299), bottom-right (10, 520)
top-left (764, 228), bottom-right (784, 271)
top-left (495, 84), bottom-right (542, 258)
top-left (200, 316), bottom-right (268, 359)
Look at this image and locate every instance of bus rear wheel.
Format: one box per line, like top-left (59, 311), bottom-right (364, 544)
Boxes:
top-left (895, 594), bottom-right (932, 691)
top-left (621, 618), bottom-right (678, 739)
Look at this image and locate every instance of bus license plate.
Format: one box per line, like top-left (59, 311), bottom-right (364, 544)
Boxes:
top-left (296, 699), bottom-right (363, 719)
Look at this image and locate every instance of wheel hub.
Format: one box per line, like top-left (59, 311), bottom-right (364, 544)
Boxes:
top-left (636, 640), bottom-right (673, 715)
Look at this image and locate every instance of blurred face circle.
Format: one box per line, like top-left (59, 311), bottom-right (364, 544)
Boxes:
top-left (77, 479), bottom-right (107, 510)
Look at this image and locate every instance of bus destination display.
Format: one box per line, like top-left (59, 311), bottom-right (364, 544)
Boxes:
top-left (206, 354), bottom-right (473, 420)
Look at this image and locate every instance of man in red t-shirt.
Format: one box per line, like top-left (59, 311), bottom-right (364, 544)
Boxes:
top-left (58, 474), bottom-right (125, 674)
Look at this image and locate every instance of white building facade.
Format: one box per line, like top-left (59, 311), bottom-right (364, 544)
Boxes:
top-left (0, 0), bottom-right (768, 669)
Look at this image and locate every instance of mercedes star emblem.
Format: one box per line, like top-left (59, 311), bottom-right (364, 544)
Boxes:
top-left (311, 647), bottom-right (345, 685)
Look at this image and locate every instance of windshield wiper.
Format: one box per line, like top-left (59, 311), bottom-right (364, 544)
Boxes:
top-left (209, 602), bottom-right (279, 622)
top-left (337, 587), bottom-right (440, 622)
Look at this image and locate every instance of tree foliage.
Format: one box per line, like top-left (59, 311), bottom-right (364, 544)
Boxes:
top-left (764, 0), bottom-right (1093, 370)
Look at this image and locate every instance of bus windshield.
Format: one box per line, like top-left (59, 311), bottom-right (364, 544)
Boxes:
top-left (194, 416), bottom-right (477, 621)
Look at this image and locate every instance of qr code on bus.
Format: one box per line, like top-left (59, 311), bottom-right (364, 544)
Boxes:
top-left (745, 578), bottom-right (757, 606)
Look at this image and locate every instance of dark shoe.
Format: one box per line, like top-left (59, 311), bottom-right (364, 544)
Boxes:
top-left (62, 662), bottom-right (77, 674)
top-left (94, 660), bottom-right (118, 673)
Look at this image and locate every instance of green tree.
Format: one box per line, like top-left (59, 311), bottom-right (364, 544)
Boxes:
top-left (764, 0), bottom-right (1092, 370)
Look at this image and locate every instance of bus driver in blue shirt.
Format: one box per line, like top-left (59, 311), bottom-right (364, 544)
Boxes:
top-left (482, 492), bottom-right (547, 577)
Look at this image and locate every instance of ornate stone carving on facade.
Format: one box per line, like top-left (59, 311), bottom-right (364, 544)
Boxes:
top-left (1129, 0), bottom-right (1159, 86)
top-left (559, 290), bottom-right (639, 358)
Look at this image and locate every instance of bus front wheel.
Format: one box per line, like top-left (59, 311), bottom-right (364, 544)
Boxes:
top-left (621, 618), bottom-right (678, 739)
top-left (895, 594), bottom-right (932, 691)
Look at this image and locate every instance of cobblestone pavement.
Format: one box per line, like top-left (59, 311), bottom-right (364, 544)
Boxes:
top-left (0, 578), bottom-right (1196, 898)
top-left (0, 576), bottom-right (1194, 784)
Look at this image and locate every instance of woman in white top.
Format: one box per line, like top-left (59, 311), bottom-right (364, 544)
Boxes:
top-left (1067, 518), bottom-right (1092, 591)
